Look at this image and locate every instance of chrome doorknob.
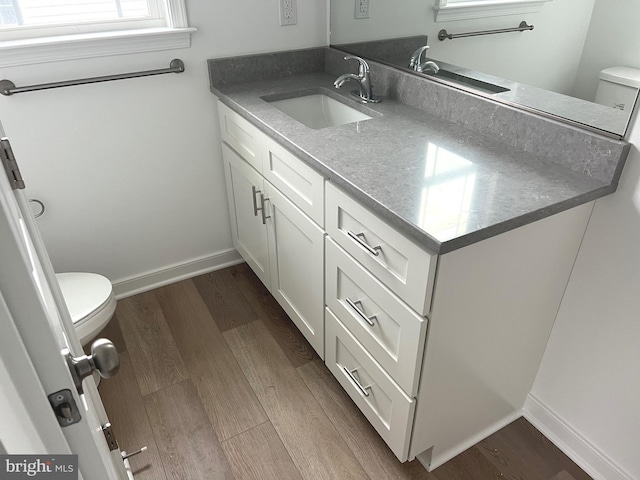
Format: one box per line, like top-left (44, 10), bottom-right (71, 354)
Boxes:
top-left (63, 338), bottom-right (120, 394)
top-left (90, 338), bottom-right (120, 379)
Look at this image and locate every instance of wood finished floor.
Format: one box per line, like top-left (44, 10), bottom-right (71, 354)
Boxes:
top-left (98, 263), bottom-right (592, 480)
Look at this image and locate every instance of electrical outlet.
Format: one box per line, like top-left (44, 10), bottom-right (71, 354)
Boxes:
top-left (355, 0), bottom-right (369, 19)
top-left (279, 0), bottom-right (297, 26)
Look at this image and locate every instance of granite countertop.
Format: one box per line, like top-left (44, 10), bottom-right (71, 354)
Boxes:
top-left (209, 53), bottom-right (627, 254)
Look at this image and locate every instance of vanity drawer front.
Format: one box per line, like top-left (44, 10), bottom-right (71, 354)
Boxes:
top-left (326, 182), bottom-right (437, 315)
top-left (263, 137), bottom-right (324, 226)
top-left (218, 102), bottom-right (263, 173)
top-left (325, 308), bottom-right (415, 462)
top-left (326, 238), bottom-right (426, 396)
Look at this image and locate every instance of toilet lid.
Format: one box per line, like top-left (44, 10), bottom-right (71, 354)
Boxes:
top-left (56, 272), bottom-right (114, 324)
top-left (599, 67), bottom-right (640, 88)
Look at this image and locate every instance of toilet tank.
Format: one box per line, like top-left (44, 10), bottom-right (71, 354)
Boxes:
top-left (594, 66), bottom-right (640, 112)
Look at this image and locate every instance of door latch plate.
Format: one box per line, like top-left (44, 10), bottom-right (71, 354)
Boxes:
top-left (48, 389), bottom-right (82, 427)
top-left (102, 423), bottom-right (119, 451)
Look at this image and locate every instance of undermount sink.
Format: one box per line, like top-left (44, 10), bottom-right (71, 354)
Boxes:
top-left (265, 93), bottom-right (373, 129)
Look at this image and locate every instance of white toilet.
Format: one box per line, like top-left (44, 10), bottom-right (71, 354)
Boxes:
top-left (56, 272), bottom-right (117, 346)
top-left (594, 66), bottom-right (640, 112)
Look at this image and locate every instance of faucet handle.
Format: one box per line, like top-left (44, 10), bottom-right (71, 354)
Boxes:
top-left (343, 55), bottom-right (370, 76)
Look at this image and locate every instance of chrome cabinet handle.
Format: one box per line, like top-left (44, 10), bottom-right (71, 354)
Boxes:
top-left (345, 297), bottom-right (376, 327)
top-left (346, 230), bottom-right (382, 256)
top-left (343, 366), bottom-right (371, 397)
top-left (251, 186), bottom-right (261, 216)
top-left (260, 193), bottom-right (270, 225)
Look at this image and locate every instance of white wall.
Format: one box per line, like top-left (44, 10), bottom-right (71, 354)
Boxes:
top-left (527, 5), bottom-right (640, 478)
top-left (528, 109), bottom-right (640, 478)
top-left (572, 0), bottom-right (640, 102)
top-left (331, 0), bottom-right (594, 94)
top-left (0, 0), bottom-right (327, 288)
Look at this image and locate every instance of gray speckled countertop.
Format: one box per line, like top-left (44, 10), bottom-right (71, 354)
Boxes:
top-left (424, 59), bottom-right (631, 136)
top-left (209, 49), bottom-right (628, 254)
top-left (333, 37), bottom-right (631, 136)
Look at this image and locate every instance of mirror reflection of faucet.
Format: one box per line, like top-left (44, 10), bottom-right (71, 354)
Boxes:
top-left (409, 46), bottom-right (440, 74)
top-left (333, 55), bottom-right (381, 103)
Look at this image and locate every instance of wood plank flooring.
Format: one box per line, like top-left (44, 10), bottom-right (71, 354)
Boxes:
top-left (98, 263), bottom-right (592, 480)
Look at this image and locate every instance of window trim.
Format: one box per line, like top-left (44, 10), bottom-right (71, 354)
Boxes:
top-left (433, 0), bottom-right (552, 22)
top-left (0, 0), bottom-right (195, 67)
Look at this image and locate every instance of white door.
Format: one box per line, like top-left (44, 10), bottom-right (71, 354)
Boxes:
top-left (0, 134), bottom-right (129, 479)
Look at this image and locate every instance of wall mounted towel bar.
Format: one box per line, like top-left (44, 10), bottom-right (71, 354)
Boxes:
top-left (0, 59), bottom-right (185, 96)
top-left (438, 21), bottom-right (534, 41)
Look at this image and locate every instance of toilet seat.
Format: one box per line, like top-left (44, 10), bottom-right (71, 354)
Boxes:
top-left (56, 272), bottom-right (116, 345)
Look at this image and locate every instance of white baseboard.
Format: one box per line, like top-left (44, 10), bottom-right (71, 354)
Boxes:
top-left (112, 249), bottom-right (243, 300)
top-left (524, 394), bottom-right (633, 480)
top-left (417, 409), bottom-right (523, 471)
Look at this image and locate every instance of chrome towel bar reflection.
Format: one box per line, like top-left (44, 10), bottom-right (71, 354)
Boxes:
top-left (0, 59), bottom-right (185, 96)
top-left (438, 21), bottom-right (534, 41)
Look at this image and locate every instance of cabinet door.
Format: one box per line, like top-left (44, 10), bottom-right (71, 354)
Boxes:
top-left (223, 143), bottom-right (271, 289)
top-left (265, 181), bottom-right (325, 358)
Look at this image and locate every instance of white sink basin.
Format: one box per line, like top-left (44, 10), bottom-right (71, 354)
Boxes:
top-left (268, 93), bottom-right (373, 129)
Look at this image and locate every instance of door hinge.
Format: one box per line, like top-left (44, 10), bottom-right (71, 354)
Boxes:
top-left (0, 137), bottom-right (25, 190)
top-left (102, 423), bottom-right (119, 451)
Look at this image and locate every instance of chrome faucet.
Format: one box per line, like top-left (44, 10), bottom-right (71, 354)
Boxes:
top-left (409, 46), bottom-right (440, 74)
top-left (409, 46), bottom-right (429, 70)
top-left (333, 55), bottom-right (381, 103)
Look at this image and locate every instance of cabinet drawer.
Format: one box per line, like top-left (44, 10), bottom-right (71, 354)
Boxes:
top-left (218, 102), bottom-right (263, 173)
top-left (263, 137), bottom-right (324, 226)
top-left (326, 182), bottom-right (436, 315)
top-left (325, 308), bottom-right (415, 462)
top-left (326, 238), bottom-right (426, 396)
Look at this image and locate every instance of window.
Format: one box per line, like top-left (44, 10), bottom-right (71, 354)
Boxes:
top-left (0, 0), bottom-right (194, 67)
top-left (433, 0), bottom-right (552, 22)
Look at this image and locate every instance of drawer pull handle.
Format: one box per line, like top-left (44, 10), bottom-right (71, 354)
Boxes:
top-left (251, 186), bottom-right (261, 217)
top-left (345, 298), bottom-right (376, 327)
top-left (347, 231), bottom-right (382, 256)
top-left (343, 366), bottom-right (371, 397)
top-left (260, 193), bottom-right (271, 225)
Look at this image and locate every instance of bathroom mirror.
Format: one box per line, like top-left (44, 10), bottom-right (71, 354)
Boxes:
top-left (330, 0), bottom-right (639, 138)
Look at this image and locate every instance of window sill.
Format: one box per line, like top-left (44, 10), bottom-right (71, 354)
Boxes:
top-left (434, 0), bottom-right (551, 22)
top-left (0, 27), bottom-right (196, 68)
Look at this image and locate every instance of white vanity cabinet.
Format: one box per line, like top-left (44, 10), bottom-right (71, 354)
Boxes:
top-left (323, 181), bottom-right (594, 469)
top-left (218, 100), bottom-right (595, 471)
top-left (219, 102), bottom-right (326, 357)
top-left (324, 182), bottom-right (436, 461)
